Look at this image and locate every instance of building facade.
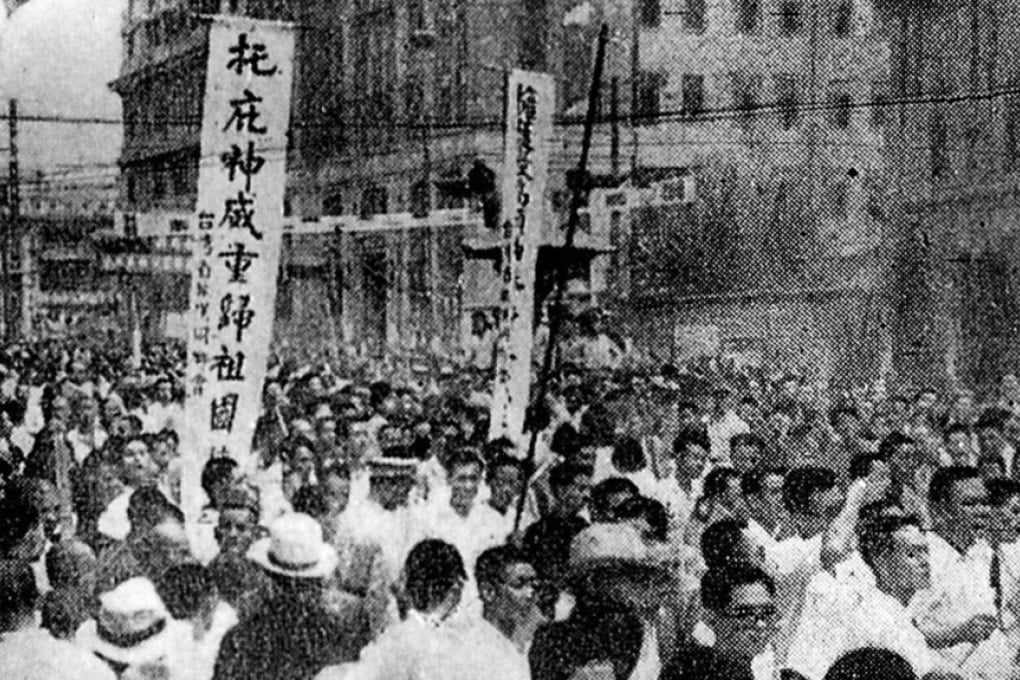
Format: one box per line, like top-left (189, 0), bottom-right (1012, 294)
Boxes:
top-left (614, 0), bottom-right (893, 384)
top-left (876, 0), bottom-right (1020, 392)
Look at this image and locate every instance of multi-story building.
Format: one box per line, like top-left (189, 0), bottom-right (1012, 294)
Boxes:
top-left (875, 0), bottom-right (1020, 391)
top-left (110, 0), bottom-right (621, 356)
top-left (604, 0), bottom-right (890, 384)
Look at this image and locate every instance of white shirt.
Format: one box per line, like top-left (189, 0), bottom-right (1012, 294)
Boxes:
top-left (97, 488), bottom-right (133, 541)
top-left (175, 602), bottom-right (238, 680)
top-left (66, 426), bottom-right (108, 465)
top-left (760, 532), bottom-right (824, 665)
top-left (706, 411), bottom-right (749, 464)
top-left (0, 626), bottom-right (115, 680)
top-left (911, 533), bottom-right (997, 667)
top-left (786, 561), bottom-right (941, 680)
top-left (415, 498), bottom-right (508, 568)
top-left (144, 401), bottom-right (183, 435)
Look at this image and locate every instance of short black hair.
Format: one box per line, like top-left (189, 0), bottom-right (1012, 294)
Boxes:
top-left (611, 436), bottom-right (646, 474)
top-left (849, 452), bottom-right (885, 481)
top-left (615, 495), bottom-right (669, 542)
top-left (591, 477), bottom-right (639, 519)
top-left (857, 502), bottom-right (922, 571)
top-left (741, 467), bottom-right (787, 497)
top-left (673, 427), bottom-right (710, 457)
top-left (829, 406), bottom-right (860, 427)
top-left (444, 447), bottom-right (485, 475)
top-left (928, 465), bottom-right (980, 507)
top-left (986, 477), bottom-right (1020, 507)
top-left (292, 485), bottom-right (328, 517)
top-left (486, 455), bottom-right (523, 485)
top-left (0, 488), bottom-right (41, 556)
top-left (823, 648), bottom-right (917, 680)
top-left (700, 565), bottom-right (775, 612)
top-left (127, 485), bottom-right (178, 531)
top-left (701, 518), bottom-right (751, 570)
top-left (976, 408), bottom-right (1010, 431)
top-left (550, 423), bottom-right (583, 458)
top-left (782, 466), bottom-right (837, 515)
top-left (404, 539), bottom-right (466, 612)
top-left (702, 467), bottom-right (741, 500)
top-left (475, 544), bottom-right (531, 594)
top-left (943, 422), bottom-right (973, 441)
top-left (157, 563), bottom-right (217, 620)
top-left (320, 461), bottom-right (351, 482)
top-left (201, 456), bottom-right (238, 499)
top-left (878, 432), bottom-right (915, 460)
top-left (549, 462), bottom-right (592, 492)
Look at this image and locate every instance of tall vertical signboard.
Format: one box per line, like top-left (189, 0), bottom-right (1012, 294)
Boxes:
top-left (488, 70), bottom-right (556, 442)
top-left (181, 17), bottom-right (294, 523)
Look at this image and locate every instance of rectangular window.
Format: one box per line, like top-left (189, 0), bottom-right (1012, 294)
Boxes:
top-left (681, 74), bottom-right (705, 117)
top-left (735, 78), bottom-right (759, 130)
top-left (776, 75), bottom-right (799, 129)
top-left (831, 92), bottom-right (852, 129)
top-left (778, 0), bottom-right (801, 36)
top-left (685, 0), bottom-right (706, 32)
top-left (408, 0), bottom-right (425, 30)
top-left (833, 0), bottom-right (853, 36)
top-left (870, 80), bottom-right (889, 128)
top-left (736, 0), bottom-right (759, 34)
top-left (640, 0), bottom-right (661, 28)
top-left (930, 111), bottom-right (948, 178)
top-left (635, 71), bottom-right (664, 122)
top-left (1005, 96), bottom-right (1020, 172)
top-left (830, 181), bottom-right (848, 219)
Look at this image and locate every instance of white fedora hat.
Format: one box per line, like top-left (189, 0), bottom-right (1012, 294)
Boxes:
top-left (77, 577), bottom-right (180, 666)
top-left (247, 512), bottom-right (339, 579)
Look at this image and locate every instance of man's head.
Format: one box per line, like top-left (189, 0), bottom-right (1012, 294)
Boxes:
top-left (120, 435), bottom-right (159, 487)
top-left (829, 407), bottom-right (862, 440)
top-left (154, 377), bottom-right (173, 404)
top-left (549, 462), bottom-right (593, 517)
top-left (944, 424), bottom-right (976, 465)
top-left (730, 433), bottom-right (765, 474)
top-left (700, 467), bottom-right (749, 523)
top-left (878, 432), bottom-right (920, 486)
top-left (20, 477), bottom-right (62, 542)
top-left (285, 436), bottom-right (318, 484)
top-left (928, 465), bottom-right (988, 546)
top-left (46, 538), bottom-right (98, 594)
top-left (782, 466), bottom-right (844, 537)
top-left (590, 477), bottom-right (640, 523)
top-left (701, 519), bottom-right (766, 571)
top-left (200, 457), bottom-right (239, 509)
top-left (320, 462), bottom-right (352, 517)
top-left (215, 487), bottom-right (261, 556)
top-left (445, 448), bottom-right (484, 514)
top-left (368, 459), bottom-right (417, 510)
top-left (823, 648), bottom-right (918, 680)
top-left (404, 539), bottom-right (466, 617)
top-left (858, 503), bottom-right (929, 605)
top-left (156, 563), bottom-right (218, 631)
top-left (611, 436), bottom-right (646, 474)
top-left (672, 428), bottom-right (710, 485)
top-left (476, 545), bottom-right (538, 629)
top-left (486, 455), bottom-right (523, 514)
top-left (741, 467), bottom-right (787, 530)
top-left (701, 566), bottom-right (778, 661)
top-left (985, 477), bottom-right (1020, 546)
top-left (137, 510), bottom-right (190, 578)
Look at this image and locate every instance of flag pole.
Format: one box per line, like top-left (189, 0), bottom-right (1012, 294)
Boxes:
top-left (513, 23), bottom-right (610, 533)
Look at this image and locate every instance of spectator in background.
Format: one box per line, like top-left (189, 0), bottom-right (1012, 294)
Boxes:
top-left (475, 545), bottom-right (544, 658)
top-left (742, 467), bottom-right (788, 547)
top-left (655, 428), bottom-right (710, 536)
top-left (706, 387), bottom-right (749, 466)
top-left (158, 563), bottom-right (237, 680)
top-left (730, 433), bottom-right (766, 475)
top-left (942, 425), bottom-right (978, 467)
top-left (206, 486), bottom-right (270, 621)
top-left (590, 478), bottom-right (640, 524)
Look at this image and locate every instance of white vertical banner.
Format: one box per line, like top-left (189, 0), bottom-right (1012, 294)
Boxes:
top-left (488, 70), bottom-right (555, 442)
top-left (181, 17), bottom-right (294, 524)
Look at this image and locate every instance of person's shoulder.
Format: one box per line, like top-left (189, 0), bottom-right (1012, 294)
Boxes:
top-left (661, 644), bottom-right (725, 679)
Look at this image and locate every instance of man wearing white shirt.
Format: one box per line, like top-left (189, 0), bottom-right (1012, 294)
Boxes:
top-left (786, 505), bottom-right (963, 680)
top-left (144, 376), bottom-right (182, 435)
top-left (65, 392), bottom-right (107, 466)
top-left (655, 428), bottom-right (710, 539)
top-left (912, 466), bottom-right (999, 665)
top-left (741, 467), bottom-right (788, 550)
top-left (706, 387), bottom-right (749, 466)
top-left (473, 545), bottom-right (543, 665)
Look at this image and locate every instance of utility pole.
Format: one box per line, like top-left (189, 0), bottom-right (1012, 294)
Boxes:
top-left (4, 99), bottom-right (19, 343)
top-left (610, 76), bottom-right (620, 178)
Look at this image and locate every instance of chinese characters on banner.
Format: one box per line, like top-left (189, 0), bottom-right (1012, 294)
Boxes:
top-left (181, 18), bottom-right (294, 523)
top-left (488, 70), bottom-right (555, 442)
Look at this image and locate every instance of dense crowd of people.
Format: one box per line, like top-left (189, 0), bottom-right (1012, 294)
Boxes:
top-left (2, 334), bottom-right (1020, 679)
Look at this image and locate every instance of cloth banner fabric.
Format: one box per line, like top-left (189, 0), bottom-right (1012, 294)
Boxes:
top-left (488, 70), bottom-right (556, 443)
top-left (181, 17), bottom-right (295, 523)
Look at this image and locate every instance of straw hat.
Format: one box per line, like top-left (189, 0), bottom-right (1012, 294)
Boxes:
top-left (568, 523), bottom-right (673, 575)
top-left (247, 512), bottom-right (339, 579)
top-left (77, 577), bottom-right (178, 665)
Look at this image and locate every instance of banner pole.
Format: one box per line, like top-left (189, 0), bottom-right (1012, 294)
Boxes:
top-left (513, 24), bottom-right (610, 534)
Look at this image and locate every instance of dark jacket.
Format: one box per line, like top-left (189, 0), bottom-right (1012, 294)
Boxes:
top-left (660, 644), bottom-right (755, 680)
top-left (529, 602), bottom-right (645, 680)
top-left (212, 591), bottom-right (359, 680)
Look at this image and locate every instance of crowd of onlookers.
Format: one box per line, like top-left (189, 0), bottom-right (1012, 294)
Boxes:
top-left (2, 335), bottom-right (1020, 679)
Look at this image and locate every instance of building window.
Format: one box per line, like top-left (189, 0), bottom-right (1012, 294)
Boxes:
top-left (408, 0), bottom-right (426, 30)
top-left (152, 163), bottom-right (166, 201)
top-left (830, 180), bottom-right (848, 219)
top-left (685, 0), bottom-right (706, 32)
top-left (323, 193), bottom-right (344, 216)
top-left (833, 0), bottom-right (853, 36)
top-left (171, 158), bottom-right (189, 196)
top-left (930, 111), bottom-right (948, 178)
top-left (735, 78), bottom-right (759, 131)
top-left (410, 180), bottom-right (431, 217)
top-left (361, 185), bottom-right (388, 218)
top-left (736, 0), bottom-right (759, 34)
top-left (127, 175), bottom-right (137, 204)
top-left (870, 80), bottom-right (889, 128)
top-left (405, 75), bottom-right (425, 123)
top-left (640, 0), bottom-right (660, 28)
top-left (831, 92), bottom-right (852, 129)
top-left (1005, 96), bottom-right (1020, 172)
top-left (776, 75), bottom-right (799, 129)
top-left (777, 0), bottom-right (801, 36)
top-left (635, 71), bottom-right (664, 122)
top-left (681, 74), bottom-right (704, 117)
